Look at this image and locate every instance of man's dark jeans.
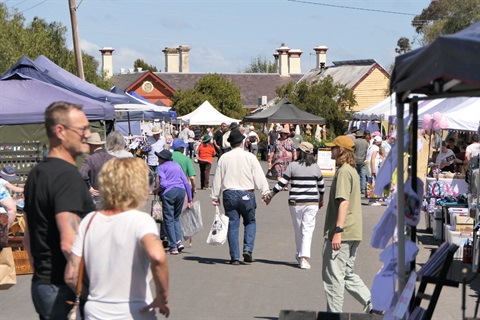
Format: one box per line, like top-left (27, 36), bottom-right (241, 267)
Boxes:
top-left (31, 282), bottom-right (75, 320)
top-left (356, 163), bottom-right (367, 194)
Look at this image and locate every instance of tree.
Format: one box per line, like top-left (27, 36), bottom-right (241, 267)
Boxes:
top-left (241, 55), bottom-right (276, 73)
top-left (134, 58), bottom-right (158, 72)
top-left (395, 37), bottom-right (412, 55)
top-left (0, 4), bottom-right (112, 89)
top-left (171, 74), bottom-right (246, 119)
top-left (276, 76), bottom-right (356, 137)
top-left (411, 0), bottom-right (480, 45)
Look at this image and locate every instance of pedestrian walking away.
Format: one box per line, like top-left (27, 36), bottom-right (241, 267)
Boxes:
top-left (65, 158), bottom-right (170, 319)
top-left (24, 102), bottom-right (96, 319)
top-left (211, 129), bottom-right (270, 265)
top-left (264, 141), bottom-right (325, 270)
top-left (197, 134), bottom-right (216, 189)
top-left (322, 135), bottom-right (373, 313)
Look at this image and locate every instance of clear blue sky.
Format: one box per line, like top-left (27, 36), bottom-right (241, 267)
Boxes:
top-left (7, 0), bottom-right (430, 74)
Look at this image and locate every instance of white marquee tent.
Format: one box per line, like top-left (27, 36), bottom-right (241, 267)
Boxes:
top-left (178, 100), bottom-right (240, 125)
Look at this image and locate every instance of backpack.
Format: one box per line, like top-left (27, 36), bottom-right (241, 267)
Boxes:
top-left (249, 135), bottom-right (257, 143)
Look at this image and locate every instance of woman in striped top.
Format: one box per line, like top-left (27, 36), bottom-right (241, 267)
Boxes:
top-left (264, 141), bottom-right (325, 269)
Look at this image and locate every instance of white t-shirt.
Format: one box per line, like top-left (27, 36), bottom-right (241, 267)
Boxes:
top-left (72, 209), bottom-right (159, 320)
top-left (248, 132), bottom-right (259, 146)
top-left (0, 178), bottom-right (7, 188)
top-left (147, 136), bottom-right (166, 166)
top-left (467, 143), bottom-right (480, 158)
top-left (435, 148), bottom-right (455, 168)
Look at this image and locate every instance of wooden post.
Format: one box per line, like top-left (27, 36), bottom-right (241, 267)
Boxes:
top-left (68, 0), bottom-right (84, 79)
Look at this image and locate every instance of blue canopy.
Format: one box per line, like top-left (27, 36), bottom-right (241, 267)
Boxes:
top-left (1, 56), bottom-right (135, 104)
top-left (0, 74), bottom-right (115, 124)
top-left (391, 22), bottom-right (480, 100)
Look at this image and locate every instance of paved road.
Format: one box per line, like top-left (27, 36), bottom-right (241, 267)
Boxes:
top-left (1, 159), bottom-right (479, 319)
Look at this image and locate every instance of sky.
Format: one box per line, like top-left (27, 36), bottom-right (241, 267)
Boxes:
top-left (6, 0), bottom-right (431, 75)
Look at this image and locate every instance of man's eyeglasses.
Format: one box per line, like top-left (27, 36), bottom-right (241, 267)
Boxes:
top-left (61, 124), bottom-right (91, 137)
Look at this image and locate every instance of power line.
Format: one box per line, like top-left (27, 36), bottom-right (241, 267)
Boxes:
top-left (19, 0), bottom-right (48, 14)
top-left (287, 0), bottom-right (417, 16)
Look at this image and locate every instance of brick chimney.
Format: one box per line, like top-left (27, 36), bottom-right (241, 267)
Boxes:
top-left (313, 45), bottom-right (329, 70)
top-left (99, 47), bottom-right (114, 78)
top-left (178, 45), bottom-right (190, 73)
top-left (162, 47), bottom-right (179, 72)
top-left (276, 44), bottom-right (290, 77)
top-left (288, 49), bottom-right (303, 74)
top-left (272, 52), bottom-right (279, 73)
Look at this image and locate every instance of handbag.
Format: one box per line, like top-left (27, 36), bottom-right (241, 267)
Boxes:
top-left (150, 195), bottom-right (163, 223)
top-left (67, 213), bottom-right (97, 320)
top-left (206, 206), bottom-right (229, 245)
top-left (181, 201), bottom-right (203, 241)
top-left (0, 247), bottom-right (17, 290)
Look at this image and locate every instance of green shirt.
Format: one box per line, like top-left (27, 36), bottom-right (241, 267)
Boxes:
top-left (324, 163), bottom-right (362, 241)
top-left (172, 151), bottom-right (196, 178)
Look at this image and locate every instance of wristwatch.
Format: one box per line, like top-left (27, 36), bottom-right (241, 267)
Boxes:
top-left (335, 226), bottom-right (344, 233)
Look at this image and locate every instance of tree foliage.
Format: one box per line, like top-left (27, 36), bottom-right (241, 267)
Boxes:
top-left (0, 4), bottom-right (112, 89)
top-left (171, 74), bottom-right (247, 119)
top-left (412, 0), bottom-right (480, 45)
top-left (134, 58), bottom-right (158, 72)
top-left (276, 76), bottom-right (356, 138)
top-left (241, 55), bottom-right (277, 73)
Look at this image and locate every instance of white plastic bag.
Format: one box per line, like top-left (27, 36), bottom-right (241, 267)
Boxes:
top-left (181, 201), bottom-right (203, 241)
top-left (206, 206), bottom-right (229, 245)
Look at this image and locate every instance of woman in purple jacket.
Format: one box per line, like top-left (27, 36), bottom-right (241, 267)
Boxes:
top-left (155, 149), bottom-right (193, 255)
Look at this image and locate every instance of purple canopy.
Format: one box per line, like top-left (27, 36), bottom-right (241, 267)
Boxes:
top-left (0, 75), bottom-right (115, 125)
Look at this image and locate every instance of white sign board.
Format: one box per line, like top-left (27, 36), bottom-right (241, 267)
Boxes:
top-left (317, 150), bottom-right (336, 177)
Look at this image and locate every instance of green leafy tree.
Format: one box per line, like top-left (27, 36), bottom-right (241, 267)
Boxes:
top-left (0, 4), bottom-right (112, 89)
top-left (134, 58), bottom-right (158, 72)
top-left (276, 76), bottom-right (356, 137)
top-left (171, 73), bottom-right (246, 119)
top-left (241, 55), bottom-right (276, 73)
top-left (412, 0), bottom-right (480, 45)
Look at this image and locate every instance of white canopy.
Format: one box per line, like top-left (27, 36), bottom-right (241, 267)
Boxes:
top-left (354, 94), bottom-right (397, 121)
top-left (178, 100), bottom-right (240, 125)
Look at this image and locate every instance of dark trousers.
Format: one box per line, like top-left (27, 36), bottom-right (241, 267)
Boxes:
top-left (188, 142), bottom-right (195, 158)
top-left (198, 160), bottom-right (212, 189)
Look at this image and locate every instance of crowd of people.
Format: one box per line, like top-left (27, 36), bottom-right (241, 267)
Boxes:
top-left (2, 105), bottom-right (385, 319)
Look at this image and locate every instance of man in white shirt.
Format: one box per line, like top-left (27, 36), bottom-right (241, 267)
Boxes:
top-left (147, 126), bottom-right (166, 172)
top-left (466, 134), bottom-right (480, 162)
top-left (211, 129), bottom-right (270, 265)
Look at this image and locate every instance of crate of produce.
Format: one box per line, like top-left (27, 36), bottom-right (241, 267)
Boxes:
top-left (12, 250), bottom-right (32, 275)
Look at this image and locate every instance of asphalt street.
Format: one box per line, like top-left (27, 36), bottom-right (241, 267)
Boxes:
top-left (1, 159), bottom-right (479, 319)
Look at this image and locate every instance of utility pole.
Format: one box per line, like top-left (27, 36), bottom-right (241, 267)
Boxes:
top-left (68, 0), bottom-right (84, 79)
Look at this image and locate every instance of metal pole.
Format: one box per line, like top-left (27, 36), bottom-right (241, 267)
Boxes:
top-left (396, 95), bottom-right (406, 294)
top-left (68, 0), bottom-right (85, 79)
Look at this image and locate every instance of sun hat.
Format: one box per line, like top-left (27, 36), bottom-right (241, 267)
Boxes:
top-left (299, 142), bottom-right (314, 154)
top-left (0, 166), bottom-right (18, 181)
top-left (171, 138), bottom-right (187, 150)
top-left (155, 149), bottom-right (172, 161)
top-left (388, 131), bottom-right (397, 139)
top-left (229, 122), bottom-right (239, 130)
top-left (280, 126), bottom-right (290, 134)
top-left (151, 126), bottom-right (162, 135)
top-left (202, 134), bottom-right (211, 143)
top-left (373, 136), bottom-right (382, 143)
top-left (86, 132), bottom-right (106, 145)
top-left (355, 130), bottom-right (365, 138)
top-left (227, 129), bottom-right (245, 145)
top-left (325, 136), bottom-right (355, 151)
top-left (372, 131), bottom-right (381, 137)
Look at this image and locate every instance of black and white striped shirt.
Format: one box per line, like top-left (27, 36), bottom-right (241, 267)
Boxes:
top-left (273, 162), bottom-right (325, 203)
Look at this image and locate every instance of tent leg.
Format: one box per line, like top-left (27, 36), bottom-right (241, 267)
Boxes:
top-left (396, 96), bottom-right (406, 294)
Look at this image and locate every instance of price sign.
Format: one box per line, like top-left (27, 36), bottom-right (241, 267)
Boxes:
top-left (317, 150), bottom-right (336, 177)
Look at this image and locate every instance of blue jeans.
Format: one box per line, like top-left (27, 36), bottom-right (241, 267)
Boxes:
top-left (162, 188), bottom-right (186, 249)
top-left (356, 163), bottom-right (366, 194)
top-left (31, 282), bottom-right (75, 320)
top-left (222, 190), bottom-right (256, 260)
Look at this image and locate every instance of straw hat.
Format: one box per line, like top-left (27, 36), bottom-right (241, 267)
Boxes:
top-left (86, 132), bottom-right (106, 145)
top-left (151, 126), bottom-right (162, 135)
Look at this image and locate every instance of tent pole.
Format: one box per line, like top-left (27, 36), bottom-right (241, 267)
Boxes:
top-left (396, 95), bottom-right (406, 295)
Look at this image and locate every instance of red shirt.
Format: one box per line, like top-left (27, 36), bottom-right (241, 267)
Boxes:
top-left (198, 143), bottom-right (216, 163)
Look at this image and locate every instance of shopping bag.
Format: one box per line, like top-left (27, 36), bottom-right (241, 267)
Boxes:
top-left (150, 196), bottom-right (163, 223)
top-left (206, 207), bottom-right (229, 245)
top-left (181, 201), bottom-right (203, 241)
top-left (0, 247), bottom-right (17, 290)
top-left (366, 175), bottom-right (377, 199)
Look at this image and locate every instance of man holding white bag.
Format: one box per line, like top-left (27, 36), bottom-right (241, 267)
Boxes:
top-left (211, 129), bottom-right (270, 265)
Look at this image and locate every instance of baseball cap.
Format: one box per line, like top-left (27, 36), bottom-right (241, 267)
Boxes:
top-left (299, 142), bottom-right (314, 154)
top-left (325, 136), bottom-right (355, 151)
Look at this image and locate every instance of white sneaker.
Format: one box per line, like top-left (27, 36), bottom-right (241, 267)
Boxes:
top-left (299, 258), bottom-right (311, 270)
top-left (370, 201), bottom-right (381, 207)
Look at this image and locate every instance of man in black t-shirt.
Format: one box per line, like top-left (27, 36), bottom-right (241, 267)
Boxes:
top-left (213, 122), bottom-right (228, 159)
top-left (24, 102), bottom-right (96, 319)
